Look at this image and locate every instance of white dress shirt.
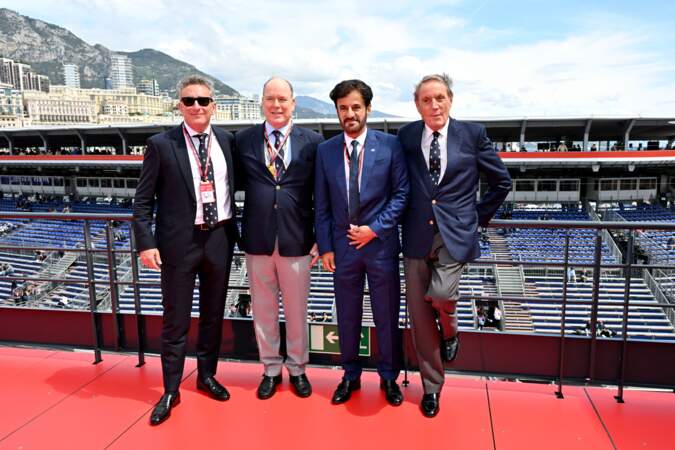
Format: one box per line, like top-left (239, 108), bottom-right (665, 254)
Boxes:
top-left (183, 123), bottom-right (232, 224)
top-left (421, 120), bottom-right (449, 178)
top-left (343, 127), bottom-right (367, 201)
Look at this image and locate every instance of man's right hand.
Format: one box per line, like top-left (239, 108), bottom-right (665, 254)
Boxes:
top-left (139, 248), bottom-right (162, 270)
top-left (321, 252), bottom-right (336, 272)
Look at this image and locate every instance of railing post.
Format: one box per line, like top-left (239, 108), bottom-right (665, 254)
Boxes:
top-left (128, 228), bottom-right (146, 367)
top-left (556, 231), bottom-right (571, 398)
top-left (615, 230), bottom-right (634, 403)
top-left (83, 220), bottom-right (103, 364)
top-left (105, 220), bottom-right (125, 351)
top-left (587, 230), bottom-right (603, 381)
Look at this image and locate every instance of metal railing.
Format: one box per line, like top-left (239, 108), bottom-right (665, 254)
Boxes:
top-left (1, 212), bottom-right (675, 401)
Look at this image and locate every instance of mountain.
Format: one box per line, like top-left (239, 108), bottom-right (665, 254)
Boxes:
top-left (0, 8), bottom-right (237, 95)
top-left (295, 95), bottom-right (398, 119)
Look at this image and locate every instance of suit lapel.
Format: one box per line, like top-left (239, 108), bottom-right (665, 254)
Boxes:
top-left (285, 126), bottom-right (304, 173)
top-left (359, 130), bottom-right (377, 197)
top-left (409, 122), bottom-right (433, 197)
top-left (438, 118), bottom-right (460, 187)
top-left (169, 125), bottom-right (196, 203)
top-left (252, 123), bottom-right (267, 165)
top-left (335, 137), bottom-right (348, 206)
top-left (213, 127), bottom-right (236, 201)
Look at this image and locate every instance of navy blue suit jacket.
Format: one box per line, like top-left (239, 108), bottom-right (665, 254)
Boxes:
top-left (315, 129), bottom-right (409, 260)
top-left (132, 125), bottom-right (237, 264)
top-left (398, 119), bottom-right (512, 262)
top-left (235, 124), bottom-right (323, 256)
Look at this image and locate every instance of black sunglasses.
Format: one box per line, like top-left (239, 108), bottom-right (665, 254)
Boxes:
top-left (181, 96), bottom-right (213, 107)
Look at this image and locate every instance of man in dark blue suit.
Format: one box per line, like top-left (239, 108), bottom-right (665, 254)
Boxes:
top-left (398, 74), bottom-right (512, 417)
top-left (235, 77), bottom-right (323, 400)
top-left (133, 75), bottom-right (237, 425)
top-left (315, 79), bottom-right (409, 406)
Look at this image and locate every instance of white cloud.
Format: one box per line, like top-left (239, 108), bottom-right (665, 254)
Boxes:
top-left (3, 0), bottom-right (674, 117)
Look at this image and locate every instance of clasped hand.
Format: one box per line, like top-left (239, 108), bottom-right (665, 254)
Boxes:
top-left (347, 225), bottom-right (376, 249)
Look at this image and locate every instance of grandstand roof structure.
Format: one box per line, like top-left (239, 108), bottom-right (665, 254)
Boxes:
top-left (1, 116), bottom-right (674, 152)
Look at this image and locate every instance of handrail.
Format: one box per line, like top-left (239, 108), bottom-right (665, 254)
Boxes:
top-left (1, 212), bottom-right (674, 397)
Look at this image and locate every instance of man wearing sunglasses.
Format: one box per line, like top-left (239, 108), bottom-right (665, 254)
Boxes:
top-left (133, 75), bottom-right (238, 425)
top-left (235, 77), bottom-right (323, 400)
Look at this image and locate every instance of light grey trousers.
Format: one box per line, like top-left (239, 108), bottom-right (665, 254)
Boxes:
top-left (246, 243), bottom-right (311, 377)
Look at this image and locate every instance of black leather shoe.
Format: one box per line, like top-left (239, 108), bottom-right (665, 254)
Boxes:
top-left (150, 392), bottom-right (180, 425)
top-left (420, 393), bottom-right (440, 418)
top-left (331, 378), bottom-right (361, 404)
top-left (441, 335), bottom-right (460, 362)
top-left (289, 374), bottom-right (312, 398)
top-left (197, 376), bottom-right (230, 401)
top-left (380, 379), bottom-right (403, 406)
top-left (257, 374), bottom-right (282, 400)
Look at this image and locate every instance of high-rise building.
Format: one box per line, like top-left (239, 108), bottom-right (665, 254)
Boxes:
top-left (63, 64), bottom-right (80, 88)
top-left (0, 58), bottom-right (17, 87)
top-left (214, 95), bottom-right (261, 121)
top-left (137, 79), bottom-right (159, 96)
top-left (0, 58), bottom-right (50, 92)
top-left (108, 54), bottom-right (133, 89)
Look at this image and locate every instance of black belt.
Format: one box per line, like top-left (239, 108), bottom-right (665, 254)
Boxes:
top-left (194, 219), bottom-right (231, 231)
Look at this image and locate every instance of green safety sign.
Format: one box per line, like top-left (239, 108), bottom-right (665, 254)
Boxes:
top-left (309, 324), bottom-right (370, 356)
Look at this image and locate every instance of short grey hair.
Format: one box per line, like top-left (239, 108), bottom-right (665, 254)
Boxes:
top-left (176, 75), bottom-right (214, 98)
top-left (262, 77), bottom-right (294, 97)
top-left (414, 73), bottom-right (453, 101)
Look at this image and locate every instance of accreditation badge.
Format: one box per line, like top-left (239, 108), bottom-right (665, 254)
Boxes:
top-left (199, 181), bottom-right (216, 203)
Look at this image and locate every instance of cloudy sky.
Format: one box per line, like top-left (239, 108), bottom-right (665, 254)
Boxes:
top-left (6, 0), bottom-right (675, 118)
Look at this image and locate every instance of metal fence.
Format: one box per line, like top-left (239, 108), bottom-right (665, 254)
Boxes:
top-left (1, 212), bottom-right (675, 401)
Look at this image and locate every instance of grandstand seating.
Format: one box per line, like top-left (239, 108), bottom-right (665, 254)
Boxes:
top-left (505, 208), bottom-right (618, 264)
top-left (614, 204), bottom-right (675, 263)
top-left (524, 275), bottom-right (675, 341)
top-left (2, 197), bottom-right (674, 342)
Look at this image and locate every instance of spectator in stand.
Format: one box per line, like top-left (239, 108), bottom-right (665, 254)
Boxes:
top-left (567, 267), bottom-right (576, 283)
top-left (557, 142), bottom-right (568, 152)
top-left (590, 144), bottom-right (597, 151)
top-left (493, 306), bottom-right (503, 330)
top-left (477, 310), bottom-right (486, 330)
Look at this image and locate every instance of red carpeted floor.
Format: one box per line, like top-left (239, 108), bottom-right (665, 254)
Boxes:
top-left (0, 345), bottom-right (672, 450)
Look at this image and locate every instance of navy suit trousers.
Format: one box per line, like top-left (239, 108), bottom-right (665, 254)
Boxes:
top-left (334, 243), bottom-right (401, 381)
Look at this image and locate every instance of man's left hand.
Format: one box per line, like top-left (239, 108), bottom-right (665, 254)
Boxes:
top-left (309, 243), bottom-right (320, 268)
top-left (347, 225), bottom-right (377, 249)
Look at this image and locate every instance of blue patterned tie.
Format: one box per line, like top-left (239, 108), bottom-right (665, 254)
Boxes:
top-left (348, 140), bottom-right (360, 224)
top-left (197, 133), bottom-right (218, 227)
top-left (272, 130), bottom-right (285, 181)
top-left (429, 131), bottom-right (441, 185)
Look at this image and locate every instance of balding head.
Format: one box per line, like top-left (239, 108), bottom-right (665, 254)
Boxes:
top-left (262, 77), bottom-right (296, 129)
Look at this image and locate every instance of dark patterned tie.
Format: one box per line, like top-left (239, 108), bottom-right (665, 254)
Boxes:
top-left (196, 133), bottom-right (218, 227)
top-left (348, 140), bottom-right (360, 224)
top-left (272, 130), bottom-right (285, 181)
top-left (429, 131), bottom-right (441, 185)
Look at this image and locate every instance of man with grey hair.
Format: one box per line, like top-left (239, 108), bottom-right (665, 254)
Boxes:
top-left (235, 77), bottom-right (323, 400)
top-left (398, 73), bottom-right (511, 417)
top-left (134, 74), bottom-right (238, 425)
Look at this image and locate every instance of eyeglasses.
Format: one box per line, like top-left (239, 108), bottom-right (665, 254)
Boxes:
top-left (181, 97), bottom-right (213, 107)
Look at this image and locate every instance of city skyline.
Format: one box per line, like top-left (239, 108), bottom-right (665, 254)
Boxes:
top-left (2, 1), bottom-right (675, 118)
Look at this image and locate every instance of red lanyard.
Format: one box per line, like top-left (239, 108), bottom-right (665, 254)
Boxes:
top-left (263, 123), bottom-right (293, 165)
top-left (182, 124), bottom-right (213, 181)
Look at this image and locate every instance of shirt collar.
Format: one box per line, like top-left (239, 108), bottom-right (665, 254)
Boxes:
top-left (423, 119), bottom-right (449, 141)
top-left (183, 122), bottom-right (212, 138)
top-left (344, 127), bottom-right (368, 151)
top-left (264, 120), bottom-right (291, 137)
